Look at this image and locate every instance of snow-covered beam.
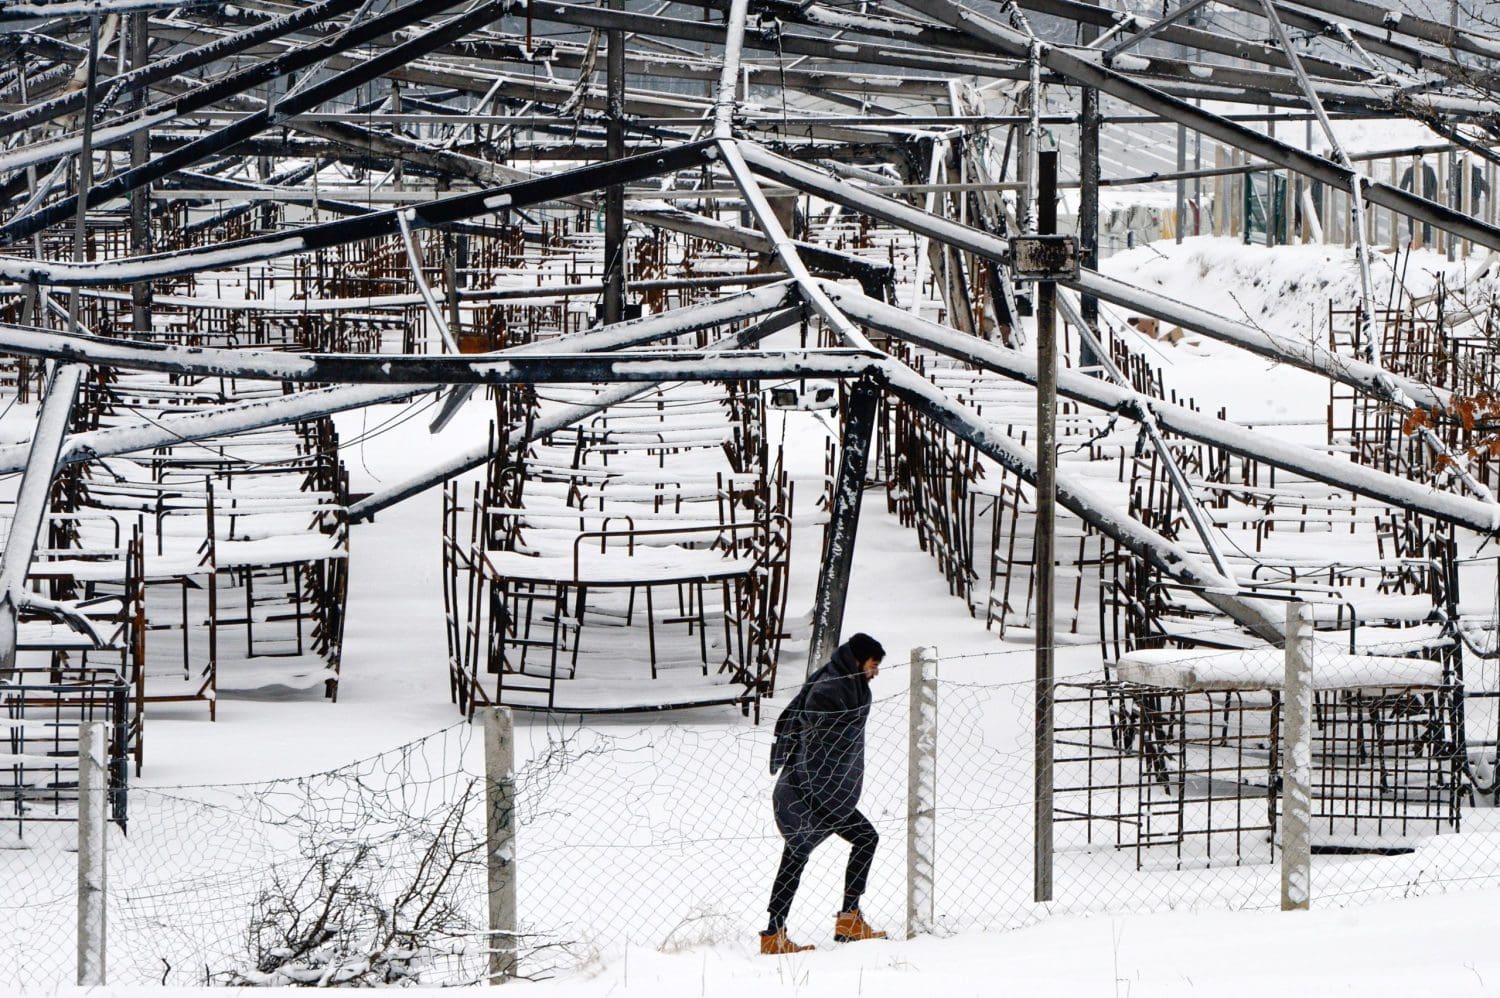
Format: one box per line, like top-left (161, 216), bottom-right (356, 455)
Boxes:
top-left (627, 203), bottom-right (892, 290)
top-left (826, 284), bottom-right (1500, 537)
top-left (347, 308), bottom-right (806, 521)
top-left (719, 144), bottom-right (877, 353)
top-left (0, 383), bottom-right (426, 476)
top-left (0, 280), bottom-right (799, 381)
top-left (0, 287), bottom-right (795, 490)
top-left (1291, 0), bottom-right (1500, 63)
top-left (1068, 271), bottom-right (1449, 412)
top-left (0, 0), bottom-right (220, 24)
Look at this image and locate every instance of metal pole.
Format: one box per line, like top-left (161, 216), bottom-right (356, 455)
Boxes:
top-left (604, 2), bottom-right (626, 325)
top-left (1281, 602), bottom-right (1313, 912)
top-left (77, 720), bottom-right (107, 985)
top-left (128, 11), bottom-right (151, 337)
top-left (1078, 10), bottom-right (1101, 370)
top-left (906, 645), bottom-right (938, 939)
top-left (484, 707), bottom-right (517, 982)
top-left (807, 375), bottom-right (881, 673)
top-left (1022, 43), bottom-right (1041, 236)
top-left (67, 15), bottom-right (100, 334)
top-left (1176, 123), bottom-right (1186, 244)
top-left (1034, 149), bottom-right (1058, 904)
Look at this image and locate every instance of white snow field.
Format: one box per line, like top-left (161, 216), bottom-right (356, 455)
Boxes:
top-left (14, 237), bottom-right (1500, 994)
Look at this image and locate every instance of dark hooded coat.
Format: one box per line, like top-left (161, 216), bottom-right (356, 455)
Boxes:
top-left (769, 641), bottom-right (872, 831)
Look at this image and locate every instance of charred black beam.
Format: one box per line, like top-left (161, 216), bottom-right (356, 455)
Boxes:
top-left (807, 375), bottom-right (882, 674)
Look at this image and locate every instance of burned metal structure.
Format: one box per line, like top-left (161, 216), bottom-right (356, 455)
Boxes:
top-left (1, 0), bottom-right (1500, 848)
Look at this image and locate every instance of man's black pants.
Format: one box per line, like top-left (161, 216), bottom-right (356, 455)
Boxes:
top-left (766, 778), bottom-right (879, 931)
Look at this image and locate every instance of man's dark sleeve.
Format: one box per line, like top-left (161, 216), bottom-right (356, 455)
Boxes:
top-left (769, 684), bottom-right (810, 775)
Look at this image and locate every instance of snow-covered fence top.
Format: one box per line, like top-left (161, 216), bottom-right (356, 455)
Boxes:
top-left (1115, 646), bottom-right (1446, 690)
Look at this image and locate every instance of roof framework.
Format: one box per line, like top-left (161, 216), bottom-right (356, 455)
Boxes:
top-left (1, 0), bottom-right (1499, 657)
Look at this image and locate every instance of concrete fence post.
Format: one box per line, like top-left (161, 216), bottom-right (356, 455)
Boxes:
top-left (907, 646), bottom-right (938, 938)
top-left (484, 707), bottom-right (517, 982)
top-left (76, 720), bottom-right (107, 985)
top-left (1281, 603), bottom-right (1313, 912)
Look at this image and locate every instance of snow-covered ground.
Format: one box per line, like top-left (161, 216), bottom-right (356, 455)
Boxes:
top-left (66, 889), bottom-right (1500, 997)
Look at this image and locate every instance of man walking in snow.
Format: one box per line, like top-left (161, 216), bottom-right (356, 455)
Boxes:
top-left (760, 632), bottom-right (888, 955)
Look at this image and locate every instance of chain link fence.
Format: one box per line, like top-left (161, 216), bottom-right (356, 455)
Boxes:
top-left (7, 637), bottom-right (1500, 988)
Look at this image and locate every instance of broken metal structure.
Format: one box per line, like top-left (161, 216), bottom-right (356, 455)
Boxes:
top-left (1, 0), bottom-right (1499, 816)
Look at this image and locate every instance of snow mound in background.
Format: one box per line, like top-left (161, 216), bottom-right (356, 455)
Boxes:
top-left (1104, 237), bottom-right (1500, 346)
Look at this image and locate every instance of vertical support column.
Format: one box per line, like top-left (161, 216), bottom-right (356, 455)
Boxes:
top-left (484, 707), bottom-right (518, 982)
top-left (1388, 158), bottom-right (1399, 253)
top-left (443, 229), bottom-right (463, 340)
top-left (1033, 150), bottom-right (1058, 905)
top-left (603, 3), bottom-right (626, 325)
top-left (1214, 146), bottom-right (1226, 235)
top-left (1175, 124), bottom-right (1186, 245)
top-left (1230, 150), bottom-right (1242, 240)
top-left (76, 720), bottom-right (107, 986)
top-left (807, 376), bottom-right (881, 673)
top-left (128, 11), bottom-right (151, 337)
top-left (906, 645), bottom-right (938, 939)
top-left (1077, 73), bottom-right (1100, 370)
top-left (390, 80), bottom-right (404, 191)
top-left (1281, 602), bottom-right (1313, 912)
top-left (1461, 154), bottom-right (1473, 258)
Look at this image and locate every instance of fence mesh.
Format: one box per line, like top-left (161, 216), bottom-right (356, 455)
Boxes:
top-left (8, 643), bottom-right (1500, 988)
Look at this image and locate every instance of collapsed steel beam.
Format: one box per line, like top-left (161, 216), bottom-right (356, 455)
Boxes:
top-left (0, 0), bottom-right (220, 24)
top-left (20, 384), bottom-right (424, 475)
top-left (1068, 271), bottom-right (1450, 412)
top-left (879, 363), bottom-right (1286, 642)
top-left (0, 295), bottom-right (798, 500)
top-left (347, 309), bottom-right (805, 521)
top-left (1291, 0), bottom-right (1500, 62)
top-left (0, 365), bottom-right (86, 678)
top-left (736, 142), bottom-right (1451, 412)
top-left (0, 342), bottom-right (884, 384)
top-left (1017, 0), bottom-right (1360, 80)
top-left (825, 283), bottom-right (1500, 537)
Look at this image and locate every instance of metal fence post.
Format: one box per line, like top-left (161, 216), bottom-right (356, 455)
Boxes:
top-left (1282, 603), bottom-right (1313, 912)
top-left (906, 646), bottom-right (938, 938)
top-left (76, 720), bottom-right (107, 985)
top-left (484, 707), bottom-right (517, 982)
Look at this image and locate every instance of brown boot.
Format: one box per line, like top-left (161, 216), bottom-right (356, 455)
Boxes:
top-left (760, 928), bottom-right (814, 955)
top-left (834, 908), bottom-right (887, 943)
